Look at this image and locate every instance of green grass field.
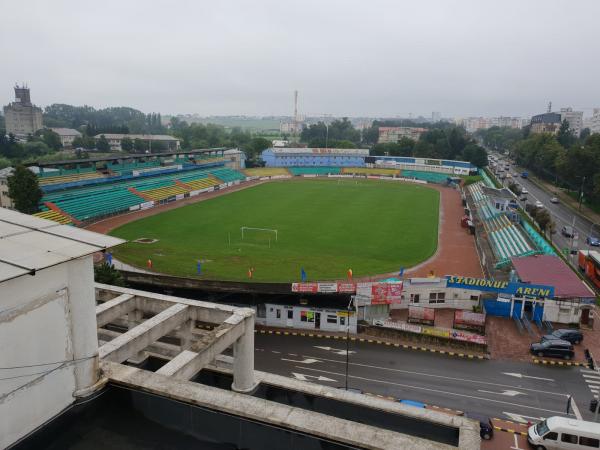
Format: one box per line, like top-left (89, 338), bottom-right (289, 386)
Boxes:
top-left (109, 179), bottom-right (439, 282)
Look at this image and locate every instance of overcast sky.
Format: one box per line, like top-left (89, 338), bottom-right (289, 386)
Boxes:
top-left (1, 0), bottom-right (599, 118)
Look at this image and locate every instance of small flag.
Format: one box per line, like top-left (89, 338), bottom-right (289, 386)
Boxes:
top-left (347, 268), bottom-right (353, 280)
top-left (197, 260), bottom-right (202, 275)
top-left (248, 267), bottom-right (254, 279)
top-left (105, 252), bottom-right (113, 266)
top-left (301, 267), bottom-right (307, 282)
top-left (399, 267), bottom-right (404, 278)
top-left (147, 259), bottom-right (153, 269)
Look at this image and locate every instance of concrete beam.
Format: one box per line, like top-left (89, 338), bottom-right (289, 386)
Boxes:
top-left (156, 316), bottom-right (245, 380)
top-left (96, 294), bottom-right (135, 327)
top-left (98, 328), bottom-right (181, 359)
top-left (99, 303), bottom-right (189, 363)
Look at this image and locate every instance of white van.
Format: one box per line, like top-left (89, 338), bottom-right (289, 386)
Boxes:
top-left (528, 416), bottom-right (600, 449)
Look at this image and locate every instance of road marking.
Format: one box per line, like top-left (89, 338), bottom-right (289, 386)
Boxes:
top-left (503, 412), bottom-right (545, 424)
top-left (271, 350), bottom-right (281, 354)
top-left (297, 366), bottom-right (574, 416)
top-left (288, 353), bottom-right (297, 356)
top-left (478, 389), bottom-right (526, 397)
top-left (571, 396), bottom-right (583, 420)
top-left (510, 433), bottom-right (526, 449)
top-left (299, 354), bottom-right (569, 397)
top-left (291, 372), bottom-right (336, 382)
top-left (280, 357), bottom-right (320, 364)
top-left (503, 372), bottom-right (554, 382)
top-left (582, 373), bottom-right (600, 381)
top-left (314, 346), bottom-right (356, 356)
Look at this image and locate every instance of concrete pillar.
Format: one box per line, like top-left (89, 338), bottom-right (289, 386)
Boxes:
top-left (127, 306), bottom-right (148, 364)
top-left (231, 316), bottom-right (258, 393)
top-left (180, 320), bottom-right (194, 351)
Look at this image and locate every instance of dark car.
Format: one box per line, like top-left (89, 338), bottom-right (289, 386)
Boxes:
top-left (541, 329), bottom-right (584, 345)
top-left (587, 236), bottom-right (600, 247)
top-left (561, 226), bottom-right (576, 238)
top-left (530, 339), bottom-right (574, 360)
top-left (464, 412), bottom-right (494, 440)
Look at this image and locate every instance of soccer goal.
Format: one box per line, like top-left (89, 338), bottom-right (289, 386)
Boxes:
top-left (241, 227), bottom-right (278, 244)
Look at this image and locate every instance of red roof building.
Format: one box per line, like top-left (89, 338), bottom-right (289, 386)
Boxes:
top-left (511, 255), bottom-right (595, 300)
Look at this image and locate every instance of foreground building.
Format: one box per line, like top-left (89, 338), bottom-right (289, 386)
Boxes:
top-left (50, 127), bottom-right (82, 148)
top-left (0, 208), bottom-right (480, 449)
top-left (261, 147), bottom-right (369, 167)
top-left (530, 112), bottom-right (562, 134)
top-left (3, 85), bottom-right (43, 137)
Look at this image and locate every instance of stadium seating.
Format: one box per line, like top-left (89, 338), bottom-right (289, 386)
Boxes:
top-left (341, 167), bottom-right (399, 176)
top-left (400, 170), bottom-right (449, 184)
top-left (209, 168), bottom-right (246, 182)
top-left (521, 221), bottom-right (556, 255)
top-left (38, 166), bottom-right (97, 178)
top-left (38, 171), bottom-right (106, 186)
top-left (479, 170), bottom-right (496, 188)
top-left (33, 208), bottom-right (72, 225)
top-left (288, 166), bottom-right (341, 176)
top-left (243, 167), bottom-right (290, 177)
top-left (183, 177), bottom-right (220, 191)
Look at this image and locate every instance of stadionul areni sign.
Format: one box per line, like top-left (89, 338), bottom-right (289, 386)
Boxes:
top-left (446, 276), bottom-right (555, 298)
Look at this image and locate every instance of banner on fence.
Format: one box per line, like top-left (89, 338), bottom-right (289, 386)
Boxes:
top-left (370, 282), bottom-right (403, 304)
top-left (446, 275), bottom-right (554, 298)
top-left (317, 282), bottom-right (338, 293)
top-left (421, 326), bottom-right (450, 338)
top-left (454, 310), bottom-right (486, 326)
top-left (408, 306), bottom-right (435, 321)
top-left (291, 282), bottom-right (319, 293)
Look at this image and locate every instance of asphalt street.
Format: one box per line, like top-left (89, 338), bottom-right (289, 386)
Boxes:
top-left (490, 153), bottom-right (598, 262)
top-left (255, 333), bottom-right (599, 424)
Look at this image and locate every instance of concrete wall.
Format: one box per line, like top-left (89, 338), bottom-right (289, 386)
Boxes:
top-left (0, 256), bottom-right (99, 448)
top-left (391, 280), bottom-right (480, 311)
top-left (544, 300), bottom-right (582, 324)
top-left (260, 303), bottom-right (357, 333)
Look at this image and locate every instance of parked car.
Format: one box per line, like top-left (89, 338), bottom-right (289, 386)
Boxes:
top-left (561, 226), bottom-right (576, 238)
top-left (530, 339), bottom-right (574, 360)
top-left (586, 236), bottom-right (600, 246)
top-left (550, 197), bottom-right (559, 204)
top-left (464, 412), bottom-right (494, 440)
top-left (541, 329), bottom-right (584, 345)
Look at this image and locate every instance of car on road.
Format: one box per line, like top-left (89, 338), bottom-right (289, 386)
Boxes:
top-left (586, 236), bottom-right (600, 246)
top-left (530, 339), bottom-right (574, 360)
top-left (464, 412), bottom-right (494, 440)
top-left (535, 200), bottom-right (544, 208)
top-left (561, 226), bottom-right (576, 238)
top-left (522, 188), bottom-right (529, 194)
top-left (528, 416), bottom-right (600, 450)
top-left (550, 197), bottom-right (559, 204)
top-left (519, 195), bottom-right (528, 202)
top-left (541, 328), bottom-right (584, 345)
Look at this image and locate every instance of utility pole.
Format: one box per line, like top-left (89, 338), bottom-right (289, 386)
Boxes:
top-left (579, 176), bottom-right (586, 211)
top-left (345, 296), bottom-right (354, 390)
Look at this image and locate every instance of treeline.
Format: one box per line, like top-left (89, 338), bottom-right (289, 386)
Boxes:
top-left (0, 129), bottom-right (73, 168)
top-left (43, 104), bottom-right (165, 134)
top-left (477, 124), bottom-right (600, 207)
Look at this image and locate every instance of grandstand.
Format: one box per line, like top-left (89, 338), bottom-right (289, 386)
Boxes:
top-left (341, 167), bottom-right (400, 176)
top-left (288, 166), bottom-right (341, 176)
top-left (33, 208), bottom-right (73, 225)
top-left (243, 167), bottom-right (290, 177)
top-left (401, 170), bottom-right (449, 184)
top-left (38, 171), bottom-right (107, 186)
top-left (468, 182), bottom-right (536, 267)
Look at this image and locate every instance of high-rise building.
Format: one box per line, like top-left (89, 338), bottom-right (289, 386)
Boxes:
top-left (559, 107), bottom-right (583, 137)
top-left (3, 84), bottom-right (43, 137)
top-left (590, 108), bottom-right (600, 135)
top-left (432, 111), bottom-right (442, 122)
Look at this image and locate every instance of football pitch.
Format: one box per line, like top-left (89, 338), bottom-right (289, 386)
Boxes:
top-left (109, 179), bottom-right (440, 282)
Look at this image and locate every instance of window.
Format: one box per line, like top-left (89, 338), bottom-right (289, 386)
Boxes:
top-left (470, 295), bottom-right (479, 301)
top-left (543, 432), bottom-right (558, 441)
top-left (580, 436), bottom-right (600, 447)
top-left (429, 292), bottom-right (446, 304)
top-left (276, 309), bottom-right (281, 319)
top-left (410, 294), bottom-right (420, 303)
top-left (326, 315), bottom-right (337, 324)
top-left (287, 310), bottom-right (293, 319)
top-left (300, 311), bottom-right (314, 323)
top-left (340, 317), bottom-right (346, 326)
top-left (561, 433), bottom-right (578, 444)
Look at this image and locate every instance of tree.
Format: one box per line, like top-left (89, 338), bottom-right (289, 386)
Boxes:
top-left (508, 181), bottom-right (522, 196)
top-left (40, 129), bottom-right (63, 151)
top-left (7, 165), bottom-right (42, 214)
top-left (557, 119), bottom-right (575, 149)
top-left (462, 143), bottom-right (488, 167)
top-left (96, 134), bottom-right (110, 152)
top-left (121, 137), bottom-right (133, 152)
top-left (532, 207), bottom-right (553, 236)
top-left (133, 138), bottom-right (147, 153)
top-left (94, 262), bottom-right (125, 286)
top-left (0, 156), bottom-right (10, 169)
top-left (580, 127), bottom-right (591, 142)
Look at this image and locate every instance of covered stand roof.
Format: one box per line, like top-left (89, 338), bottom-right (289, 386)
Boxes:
top-left (0, 208), bottom-right (124, 283)
top-left (511, 254), bottom-right (595, 299)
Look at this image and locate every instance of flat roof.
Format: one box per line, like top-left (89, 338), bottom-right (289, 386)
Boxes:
top-left (269, 147), bottom-right (369, 155)
top-left (28, 148), bottom-right (230, 167)
top-left (94, 133), bottom-right (179, 141)
top-left (511, 255), bottom-right (595, 299)
top-left (0, 209), bottom-right (124, 283)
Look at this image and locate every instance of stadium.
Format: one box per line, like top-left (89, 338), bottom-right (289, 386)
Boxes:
top-left (27, 147), bottom-right (481, 285)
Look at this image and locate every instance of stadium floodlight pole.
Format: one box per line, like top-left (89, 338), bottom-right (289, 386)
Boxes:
top-left (325, 123), bottom-right (329, 149)
top-left (345, 296), bottom-right (354, 391)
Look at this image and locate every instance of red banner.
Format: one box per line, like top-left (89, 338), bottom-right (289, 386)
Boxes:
top-left (371, 282), bottom-right (403, 304)
top-left (291, 282), bottom-right (318, 293)
top-left (337, 282), bottom-right (356, 293)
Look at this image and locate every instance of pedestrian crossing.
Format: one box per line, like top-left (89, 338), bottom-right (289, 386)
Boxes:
top-left (581, 368), bottom-right (600, 398)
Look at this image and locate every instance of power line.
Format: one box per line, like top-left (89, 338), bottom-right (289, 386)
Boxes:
top-left (0, 355), bottom-right (96, 371)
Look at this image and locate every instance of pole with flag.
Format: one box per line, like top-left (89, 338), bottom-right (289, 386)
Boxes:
top-left (301, 267), bottom-right (307, 282)
top-left (399, 267), bottom-right (404, 278)
top-left (197, 260), bottom-right (202, 275)
top-left (347, 268), bottom-right (353, 280)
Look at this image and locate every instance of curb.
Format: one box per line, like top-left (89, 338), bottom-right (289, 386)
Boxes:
top-left (493, 426), bottom-right (527, 437)
top-left (532, 358), bottom-right (589, 367)
top-left (364, 392), bottom-right (463, 415)
top-left (255, 329), bottom-right (489, 360)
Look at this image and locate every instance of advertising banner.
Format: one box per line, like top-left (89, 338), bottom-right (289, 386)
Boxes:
top-left (446, 275), bottom-right (554, 298)
top-left (454, 310), bottom-right (486, 326)
top-left (450, 330), bottom-right (487, 345)
top-left (371, 282), bottom-right (403, 304)
top-left (337, 282), bottom-right (356, 293)
top-left (317, 282), bottom-right (338, 293)
top-left (408, 306), bottom-right (435, 321)
top-left (421, 326), bottom-right (450, 338)
top-left (140, 201), bottom-right (154, 210)
top-left (378, 320), bottom-right (422, 334)
top-left (175, 194), bottom-right (184, 200)
top-left (291, 282), bottom-right (318, 293)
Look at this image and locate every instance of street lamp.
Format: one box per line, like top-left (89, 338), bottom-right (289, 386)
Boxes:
top-left (324, 123), bottom-right (329, 149)
top-left (345, 296), bottom-right (355, 391)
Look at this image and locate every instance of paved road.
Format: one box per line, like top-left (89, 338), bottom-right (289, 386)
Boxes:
top-left (255, 333), bottom-right (598, 423)
top-left (490, 153), bottom-right (598, 261)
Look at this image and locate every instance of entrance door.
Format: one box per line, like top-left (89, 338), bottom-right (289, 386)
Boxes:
top-left (315, 312), bottom-right (321, 329)
top-left (581, 308), bottom-right (590, 326)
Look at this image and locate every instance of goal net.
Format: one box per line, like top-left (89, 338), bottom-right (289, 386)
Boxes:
top-left (240, 227), bottom-right (278, 246)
